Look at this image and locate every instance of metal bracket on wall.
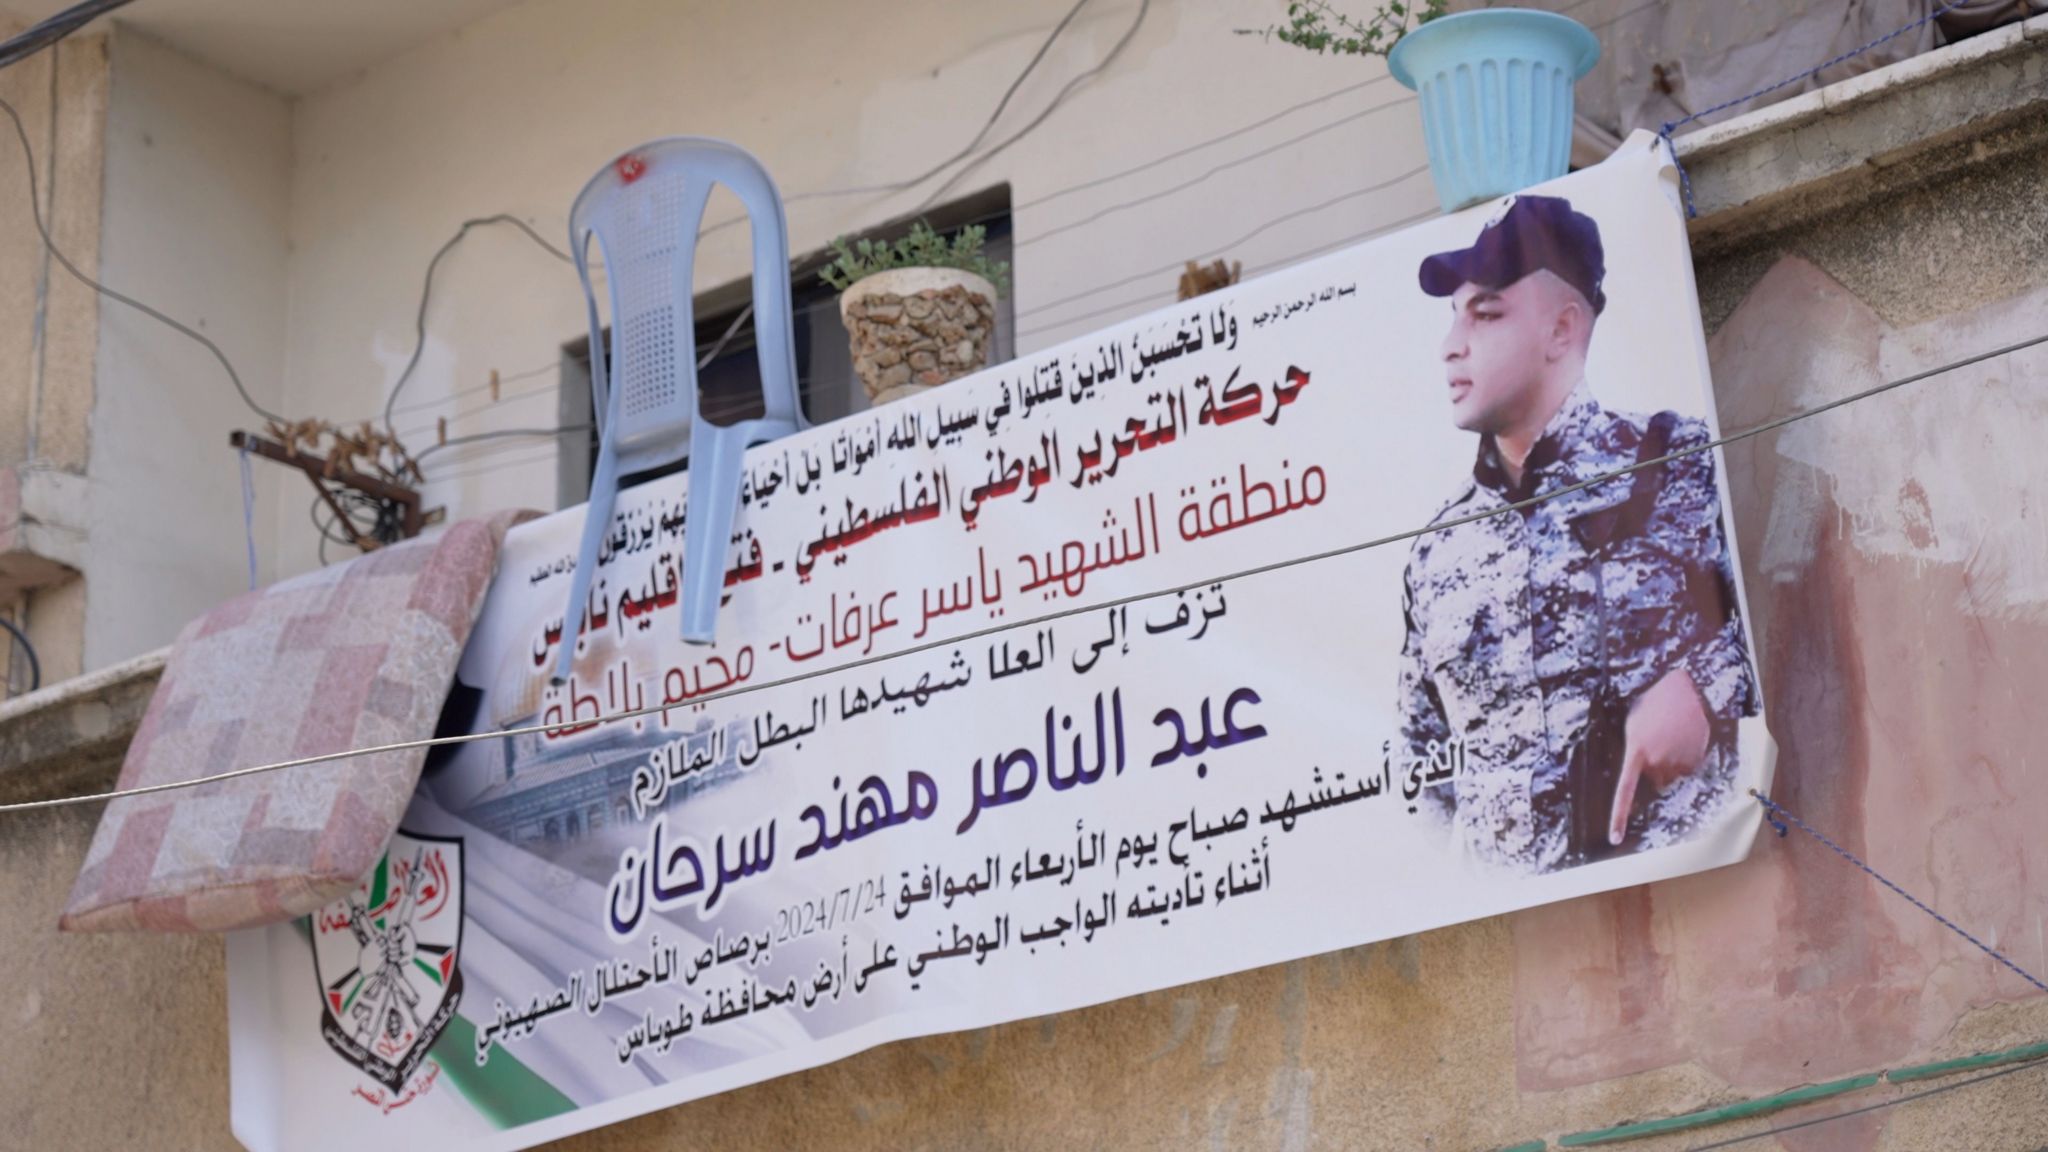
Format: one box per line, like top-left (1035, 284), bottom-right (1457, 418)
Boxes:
top-left (229, 429), bottom-right (445, 551)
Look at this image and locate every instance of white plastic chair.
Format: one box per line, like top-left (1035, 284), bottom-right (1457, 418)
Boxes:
top-left (555, 137), bottom-right (806, 682)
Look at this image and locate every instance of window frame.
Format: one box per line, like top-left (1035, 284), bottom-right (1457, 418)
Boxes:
top-left (554, 185), bottom-right (1014, 508)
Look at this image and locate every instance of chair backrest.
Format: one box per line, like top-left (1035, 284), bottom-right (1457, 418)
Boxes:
top-left (569, 137), bottom-right (803, 467)
top-left (561, 138), bottom-right (807, 650)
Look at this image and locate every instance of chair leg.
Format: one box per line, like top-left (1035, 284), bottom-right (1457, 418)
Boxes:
top-left (556, 441), bottom-right (621, 684)
top-left (679, 424), bottom-right (750, 645)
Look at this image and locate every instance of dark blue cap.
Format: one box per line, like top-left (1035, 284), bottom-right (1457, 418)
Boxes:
top-left (1418, 194), bottom-right (1606, 315)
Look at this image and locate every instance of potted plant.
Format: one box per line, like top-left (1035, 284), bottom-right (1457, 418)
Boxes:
top-left (1240, 0), bottom-right (1449, 57)
top-left (1244, 1), bottom-right (1598, 213)
top-left (823, 222), bottom-right (1011, 407)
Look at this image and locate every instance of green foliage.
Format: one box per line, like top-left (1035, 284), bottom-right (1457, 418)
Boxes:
top-left (1237, 0), bottom-right (1449, 58)
top-left (820, 221), bottom-right (1012, 296)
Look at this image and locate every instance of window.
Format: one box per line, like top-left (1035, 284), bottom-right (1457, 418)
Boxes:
top-left (557, 187), bottom-right (1014, 507)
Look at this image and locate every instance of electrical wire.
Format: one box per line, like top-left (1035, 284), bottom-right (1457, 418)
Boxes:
top-left (1018, 162), bottom-right (1429, 321)
top-left (418, 206), bottom-right (1013, 463)
top-left (2, 0), bottom-right (1659, 444)
top-left (676, 1), bottom-right (1130, 360)
top-left (6, 325), bottom-right (2043, 814)
top-left (414, 292), bottom-right (752, 474)
top-left (0, 614), bottom-right (40, 696)
top-left (1247, 205), bottom-right (1442, 274)
top-left (683, 62), bottom-right (1403, 397)
top-left (926, 0), bottom-right (1653, 235)
top-left (366, 0), bottom-right (1440, 504)
top-left (676, 199), bottom-right (1013, 416)
top-left (372, 31), bottom-right (1407, 437)
top-left (394, 377), bottom-right (561, 444)
top-left (432, 444), bottom-right (564, 485)
top-left (342, 2), bottom-right (1126, 456)
top-left (379, 215), bottom-right (575, 437)
top-left (0, 89), bottom-right (287, 426)
top-left (1681, 1056), bottom-right (2048, 1151)
top-left (1008, 0), bottom-right (1744, 343)
top-left (424, 434), bottom-right (567, 475)
top-left (372, 0), bottom-right (1098, 442)
top-left (1589, 0), bottom-right (1668, 35)
top-left (1013, 76), bottom-right (1394, 215)
top-left (422, 0), bottom-right (1665, 439)
top-left (351, 359), bottom-right (561, 430)
top-left (818, 0), bottom-right (1095, 200)
top-left (329, 0), bottom-right (1788, 551)
top-left (380, 176), bottom-right (1432, 490)
top-left (239, 441), bottom-right (259, 590)
top-left (9, 0), bottom-right (1663, 525)
top-left (0, 0), bottom-right (134, 72)
top-left (682, 302), bottom-right (760, 392)
top-left (1015, 89), bottom-right (1416, 250)
top-left (308, 487), bottom-right (400, 566)
top-left (413, 424), bottom-right (593, 469)
top-left (695, 0), bottom-right (1099, 245)
top-left (1019, 202), bottom-right (1438, 341)
top-left (395, 293), bottom-right (755, 474)
top-left (1017, 172), bottom-right (1433, 337)
top-left (0, 0), bottom-right (1667, 577)
top-left (914, 0), bottom-right (1152, 213)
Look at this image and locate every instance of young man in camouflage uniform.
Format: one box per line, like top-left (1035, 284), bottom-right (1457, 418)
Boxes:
top-left (1398, 195), bottom-right (1759, 874)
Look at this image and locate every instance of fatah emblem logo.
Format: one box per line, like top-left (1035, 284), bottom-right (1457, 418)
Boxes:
top-left (312, 830), bottom-right (464, 1092)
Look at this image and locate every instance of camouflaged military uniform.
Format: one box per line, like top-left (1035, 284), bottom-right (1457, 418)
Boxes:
top-left (1399, 382), bottom-right (1759, 873)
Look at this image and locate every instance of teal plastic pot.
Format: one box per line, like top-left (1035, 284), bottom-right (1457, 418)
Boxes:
top-left (1387, 9), bottom-right (1600, 213)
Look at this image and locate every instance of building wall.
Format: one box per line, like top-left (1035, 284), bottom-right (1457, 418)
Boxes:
top-left (273, 0), bottom-right (1437, 580)
top-left (0, 22), bottom-right (102, 478)
top-left (0, 800), bottom-right (232, 1150)
top-left (81, 29), bottom-right (293, 669)
top-left (0, 20), bottom-right (295, 678)
top-left (4, 5), bottom-right (2048, 1151)
top-left (0, 22), bottom-right (107, 688)
top-left (597, 127), bottom-right (2048, 1152)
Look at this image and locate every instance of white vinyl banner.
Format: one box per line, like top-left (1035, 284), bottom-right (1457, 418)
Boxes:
top-left (227, 136), bottom-right (1772, 1150)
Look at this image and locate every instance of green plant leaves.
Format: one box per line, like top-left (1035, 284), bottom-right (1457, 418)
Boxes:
top-left (1236, 0), bottom-right (1447, 58)
top-left (821, 220), bottom-right (1012, 295)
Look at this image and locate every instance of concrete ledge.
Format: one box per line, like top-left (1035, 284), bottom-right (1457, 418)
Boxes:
top-left (0, 465), bottom-right (88, 602)
top-left (1678, 13), bottom-right (2048, 249)
top-left (0, 647), bottom-right (165, 804)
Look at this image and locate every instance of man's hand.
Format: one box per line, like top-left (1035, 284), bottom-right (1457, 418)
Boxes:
top-left (1610, 667), bottom-right (1711, 845)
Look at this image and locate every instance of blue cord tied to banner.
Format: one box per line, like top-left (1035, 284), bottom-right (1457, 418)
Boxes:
top-left (1659, 0), bottom-right (1971, 218)
top-left (238, 439), bottom-right (258, 592)
top-left (1749, 789), bottom-right (2048, 996)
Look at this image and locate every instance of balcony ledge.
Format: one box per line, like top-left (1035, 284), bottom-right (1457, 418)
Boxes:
top-left (1677, 12), bottom-right (2048, 250)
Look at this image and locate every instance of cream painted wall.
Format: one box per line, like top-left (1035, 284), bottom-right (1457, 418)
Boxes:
top-left (9, 7), bottom-right (2048, 1150)
top-left (274, 0), bottom-right (1435, 580)
top-left (0, 22), bottom-right (106, 686)
top-left (85, 29), bottom-right (292, 667)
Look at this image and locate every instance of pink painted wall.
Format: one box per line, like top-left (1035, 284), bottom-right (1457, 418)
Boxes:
top-left (1513, 251), bottom-right (2048, 1118)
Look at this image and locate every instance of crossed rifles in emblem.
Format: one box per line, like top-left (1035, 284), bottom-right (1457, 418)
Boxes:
top-left (344, 847), bottom-right (429, 1051)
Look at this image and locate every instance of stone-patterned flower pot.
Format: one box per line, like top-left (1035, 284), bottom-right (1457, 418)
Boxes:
top-left (839, 268), bottom-right (999, 407)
